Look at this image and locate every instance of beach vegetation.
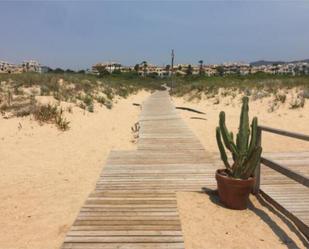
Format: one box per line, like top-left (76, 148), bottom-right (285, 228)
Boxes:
top-left (33, 104), bottom-right (70, 130)
top-left (1, 71), bottom-right (308, 130)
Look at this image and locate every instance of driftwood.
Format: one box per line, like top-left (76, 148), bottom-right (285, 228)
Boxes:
top-left (176, 106), bottom-right (205, 114)
top-left (190, 117), bottom-right (207, 120)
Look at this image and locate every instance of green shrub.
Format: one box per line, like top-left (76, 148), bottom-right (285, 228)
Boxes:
top-left (289, 96), bottom-right (305, 109)
top-left (303, 88), bottom-right (309, 99)
top-left (33, 104), bottom-right (58, 123)
top-left (275, 93), bottom-right (287, 103)
top-left (87, 103), bottom-right (94, 112)
top-left (104, 101), bottom-right (113, 109)
top-left (83, 95), bottom-right (93, 106)
top-left (55, 115), bottom-right (70, 131)
top-left (33, 104), bottom-right (70, 130)
top-left (96, 96), bottom-right (107, 105)
top-left (78, 102), bottom-right (86, 110)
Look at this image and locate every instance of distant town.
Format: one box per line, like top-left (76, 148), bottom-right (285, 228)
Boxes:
top-left (1, 59), bottom-right (309, 76)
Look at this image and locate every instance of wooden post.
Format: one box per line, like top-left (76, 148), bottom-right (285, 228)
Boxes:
top-left (253, 127), bottom-right (262, 194)
top-left (170, 49), bottom-right (174, 93)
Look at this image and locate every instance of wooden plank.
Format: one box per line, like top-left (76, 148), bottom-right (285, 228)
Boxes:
top-left (78, 212), bottom-right (179, 217)
top-left (67, 231), bottom-right (182, 236)
top-left (62, 243), bottom-right (185, 249)
top-left (64, 236), bottom-right (183, 243)
top-left (70, 225), bottom-right (182, 231)
top-left (261, 157), bottom-right (309, 187)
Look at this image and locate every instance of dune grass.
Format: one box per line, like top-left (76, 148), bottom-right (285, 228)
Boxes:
top-left (0, 72), bottom-right (164, 110)
top-left (168, 73), bottom-right (309, 97)
top-left (167, 73), bottom-right (309, 113)
top-left (1, 72), bottom-right (309, 129)
top-left (0, 72), bottom-right (164, 99)
top-left (0, 72), bottom-right (164, 129)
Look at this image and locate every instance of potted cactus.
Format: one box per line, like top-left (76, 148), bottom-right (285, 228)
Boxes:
top-left (216, 96), bottom-right (262, 210)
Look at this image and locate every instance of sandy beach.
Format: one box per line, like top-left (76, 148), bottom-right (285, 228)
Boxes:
top-left (177, 192), bottom-right (308, 249)
top-left (1, 90), bottom-right (308, 249)
top-left (172, 92), bottom-right (309, 152)
top-left (2, 2), bottom-right (308, 248)
top-left (0, 91), bottom-right (150, 249)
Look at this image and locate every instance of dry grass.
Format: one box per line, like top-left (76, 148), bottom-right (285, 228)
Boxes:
top-left (33, 104), bottom-right (70, 131)
top-left (170, 74), bottom-right (309, 100)
top-left (1, 72), bottom-right (309, 129)
top-left (0, 72), bottom-right (163, 129)
top-left (169, 74), bottom-right (309, 111)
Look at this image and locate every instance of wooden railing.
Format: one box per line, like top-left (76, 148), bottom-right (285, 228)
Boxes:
top-left (253, 126), bottom-right (309, 194)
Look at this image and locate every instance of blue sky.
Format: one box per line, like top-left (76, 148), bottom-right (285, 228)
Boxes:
top-left (0, 1), bottom-right (308, 70)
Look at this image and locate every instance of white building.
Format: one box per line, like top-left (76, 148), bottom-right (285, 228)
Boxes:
top-left (0, 61), bottom-right (12, 73)
top-left (0, 61), bottom-right (23, 74)
top-left (92, 62), bottom-right (121, 74)
top-left (22, 60), bottom-right (42, 73)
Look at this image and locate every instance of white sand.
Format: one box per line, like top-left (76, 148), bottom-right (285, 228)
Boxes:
top-left (172, 94), bottom-right (309, 152)
top-left (177, 192), bottom-right (308, 249)
top-left (0, 91), bottom-right (150, 249)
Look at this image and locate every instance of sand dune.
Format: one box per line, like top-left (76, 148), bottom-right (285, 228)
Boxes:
top-left (0, 91), bottom-right (150, 249)
top-left (172, 93), bottom-right (309, 152)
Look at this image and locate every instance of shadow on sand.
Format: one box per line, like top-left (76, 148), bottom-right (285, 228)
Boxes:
top-left (201, 187), bottom-right (309, 249)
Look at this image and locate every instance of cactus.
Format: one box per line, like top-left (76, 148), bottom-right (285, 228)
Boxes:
top-left (216, 96), bottom-right (262, 179)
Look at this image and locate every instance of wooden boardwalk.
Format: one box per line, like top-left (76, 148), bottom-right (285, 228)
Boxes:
top-left (62, 90), bottom-right (309, 248)
top-left (62, 91), bottom-right (216, 249)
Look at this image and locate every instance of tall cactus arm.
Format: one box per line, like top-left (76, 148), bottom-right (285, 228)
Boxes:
top-left (232, 156), bottom-right (247, 178)
top-left (219, 111), bottom-right (238, 157)
top-left (248, 117), bottom-right (258, 157)
top-left (216, 96), bottom-right (262, 180)
top-left (216, 127), bottom-right (232, 172)
top-left (242, 146), bottom-right (262, 179)
top-left (230, 132), bottom-right (237, 161)
top-left (230, 132), bottom-right (234, 140)
top-left (236, 96), bottom-right (250, 155)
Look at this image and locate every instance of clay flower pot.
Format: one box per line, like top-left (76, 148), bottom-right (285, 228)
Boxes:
top-left (215, 169), bottom-right (255, 210)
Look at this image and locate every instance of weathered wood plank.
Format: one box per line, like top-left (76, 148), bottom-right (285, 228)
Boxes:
top-left (259, 125), bottom-right (309, 141)
top-left (67, 231), bottom-right (183, 236)
top-left (62, 242), bottom-right (185, 249)
top-left (64, 236), bottom-right (183, 243)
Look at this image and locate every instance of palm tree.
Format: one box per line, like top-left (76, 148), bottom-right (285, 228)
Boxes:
top-left (165, 64), bottom-right (171, 76)
top-left (186, 64), bottom-right (193, 76)
top-left (115, 63), bottom-right (121, 70)
top-left (141, 61), bottom-right (148, 77)
top-left (216, 65), bottom-right (224, 76)
top-left (198, 60), bottom-right (204, 75)
top-left (134, 64), bottom-right (140, 73)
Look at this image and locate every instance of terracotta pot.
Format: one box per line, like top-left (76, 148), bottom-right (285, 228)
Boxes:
top-left (215, 169), bottom-right (255, 210)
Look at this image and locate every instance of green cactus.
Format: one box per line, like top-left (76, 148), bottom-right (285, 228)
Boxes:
top-left (216, 96), bottom-right (262, 179)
